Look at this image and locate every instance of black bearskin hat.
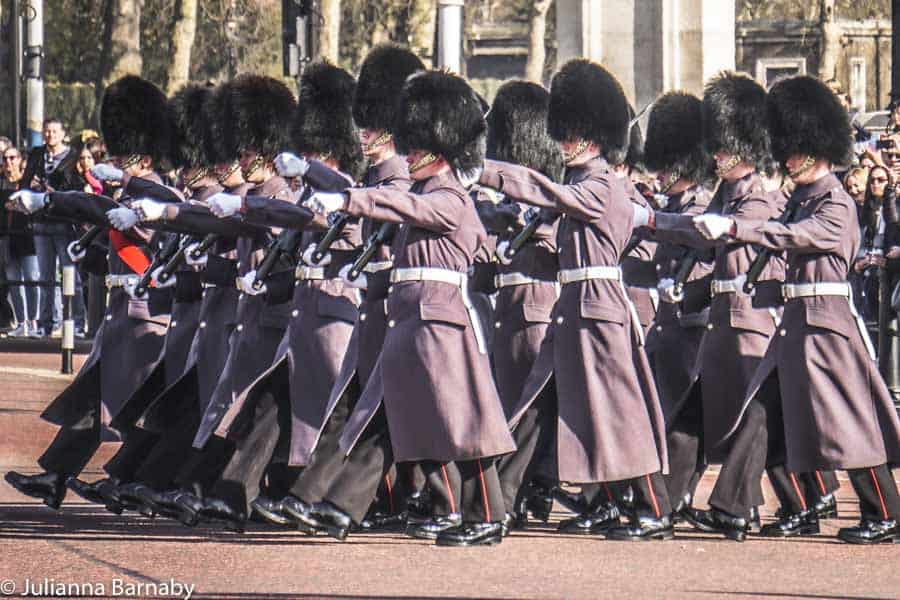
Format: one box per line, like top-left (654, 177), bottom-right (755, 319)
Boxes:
top-left (353, 44), bottom-right (425, 132)
top-left (201, 83), bottom-right (234, 165)
top-left (644, 91), bottom-right (712, 183)
top-left (168, 84), bottom-right (214, 169)
top-left (702, 71), bottom-right (771, 171)
top-left (486, 80), bottom-right (564, 182)
top-left (608, 104), bottom-right (644, 169)
top-left (222, 74), bottom-right (296, 160)
top-left (547, 59), bottom-right (630, 161)
top-left (766, 75), bottom-right (853, 167)
top-left (292, 61), bottom-right (365, 180)
top-left (394, 70), bottom-right (487, 172)
top-left (100, 75), bottom-right (171, 164)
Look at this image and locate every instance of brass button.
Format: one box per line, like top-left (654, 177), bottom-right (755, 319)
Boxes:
top-left (707, 323), bottom-right (713, 330)
top-left (238, 293), bottom-right (244, 300)
top-left (236, 324), bottom-right (244, 332)
top-left (388, 319), bottom-right (396, 328)
top-left (556, 316), bottom-right (564, 324)
top-left (171, 321), bottom-right (177, 328)
top-left (779, 329), bottom-right (787, 336)
top-left (656, 325), bottom-right (663, 332)
top-left (292, 309), bottom-right (299, 317)
top-left (360, 313), bottom-right (367, 321)
top-left (199, 321), bottom-right (207, 328)
top-left (105, 314), bottom-right (112, 321)
top-left (494, 321), bottom-right (501, 329)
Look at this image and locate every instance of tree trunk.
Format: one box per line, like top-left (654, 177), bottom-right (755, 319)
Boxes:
top-left (524, 0), bottom-right (553, 84)
top-left (166, 0), bottom-right (198, 94)
top-left (106, 0), bottom-right (143, 82)
top-left (818, 0), bottom-right (840, 81)
top-left (319, 0), bottom-right (340, 62)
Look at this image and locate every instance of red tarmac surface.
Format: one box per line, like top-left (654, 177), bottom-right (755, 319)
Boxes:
top-left (0, 353), bottom-right (899, 599)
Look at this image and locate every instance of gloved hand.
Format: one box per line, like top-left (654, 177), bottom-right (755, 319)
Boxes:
top-left (151, 266), bottom-right (177, 289)
top-left (274, 152), bottom-right (310, 178)
top-left (495, 240), bottom-right (514, 266)
top-left (66, 240), bottom-right (87, 263)
top-left (8, 190), bottom-right (48, 214)
top-left (90, 164), bottom-right (125, 183)
top-left (302, 243), bottom-right (331, 267)
top-left (207, 192), bottom-right (243, 218)
top-left (237, 270), bottom-right (267, 295)
top-left (304, 191), bottom-right (347, 217)
top-left (657, 277), bottom-right (684, 304)
top-left (123, 277), bottom-right (148, 300)
top-left (184, 243), bottom-right (208, 267)
top-left (693, 214), bottom-right (734, 240)
top-left (132, 198), bottom-right (166, 222)
top-left (106, 207), bottom-right (139, 230)
top-left (339, 263), bottom-right (368, 290)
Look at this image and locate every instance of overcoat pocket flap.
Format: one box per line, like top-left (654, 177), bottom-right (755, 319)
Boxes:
top-left (579, 300), bottom-right (626, 323)
top-left (522, 303), bottom-right (553, 323)
top-left (804, 306), bottom-right (853, 338)
top-left (420, 303), bottom-right (469, 328)
top-left (317, 294), bottom-right (360, 323)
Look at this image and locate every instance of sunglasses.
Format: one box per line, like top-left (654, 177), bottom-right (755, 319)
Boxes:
top-left (2, 156), bottom-right (18, 161)
top-left (870, 177), bottom-right (889, 184)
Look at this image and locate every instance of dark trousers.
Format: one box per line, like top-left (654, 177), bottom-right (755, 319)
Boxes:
top-left (767, 467), bottom-right (840, 514)
top-left (173, 435), bottom-right (234, 496)
top-left (612, 471), bottom-right (673, 519)
top-left (38, 416), bottom-right (102, 478)
top-left (846, 465), bottom-right (900, 521)
top-left (497, 381), bottom-right (558, 514)
top-left (134, 405), bottom-right (205, 490)
top-left (422, 460), bottom-right (462, 516)
top-left (663, 384), bottom-right (710, 507)
top-left (103, 427), bottom-right (160, 482)
top-left (322, 407), bottom-right (507, 525)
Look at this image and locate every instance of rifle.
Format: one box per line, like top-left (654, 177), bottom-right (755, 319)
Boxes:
top-left (155, 235), bottom-right (197, 285)
top-left (503, 208), bottom-right (543, 260)
top-left (188, 233), bottom-right (219, 261)
top-left (134, 234), bottom-right (182, 297)
top-left (70, 225), bottom-right (104, 255)
top-left (742, 196), bottom-right (803, 294)
top-left (672, 247), bottom-right (702, 298)
top-left (346, 222), bottom-right (397, 281)
top-left (252, 229), bottom-right (304, 290)
top-left (311, 212), bottom-right (350, 264)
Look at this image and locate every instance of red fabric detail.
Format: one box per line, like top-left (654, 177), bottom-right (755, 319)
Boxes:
top-left (108, 230), bottom-right (151, 276)
top-left (869, 467), bottom-right (890, 520)
top-left (646, 474), bottom-right (661, 519)
top-left (440, 465), bottom-right (457, 514)
top-left (476, 459), bottom-right (492, 522)
top-left (790, 473), bottom-right (808, 512)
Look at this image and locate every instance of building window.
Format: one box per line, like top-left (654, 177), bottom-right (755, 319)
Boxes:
top-left (755, 58), bottom-right (807, 87)
top-left (850, 58), bottom-right (866, 112)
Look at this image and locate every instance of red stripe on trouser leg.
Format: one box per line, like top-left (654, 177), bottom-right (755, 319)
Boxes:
top-left (789, 473), bottom-right (808, 512)
top-left (869, 468), bottom-right (889, 520)
top-left (440, 465), bottom-right (457, 514)
top-left (603, 483), bottom-right (613, 502)
top-left (815, 471), bottom-right (826, 496)
top-left (477, 459), bottom-right (491, 522)
top-left (383, 474), bottom-right (394, 514)
top-left (645, 474), bottom-right (661, 519)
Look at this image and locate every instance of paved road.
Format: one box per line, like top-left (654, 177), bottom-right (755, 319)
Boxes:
top-left (1, 354), bottom-right (898, 599)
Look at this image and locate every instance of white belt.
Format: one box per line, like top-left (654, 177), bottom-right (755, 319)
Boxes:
top-left (782, 281), bottom-right (876, 360)
top-left (711, 277), bottom-right (752, 297)
top-left (363, 261), bottom-right (393, 274)
top-left (105, 274), bottom-right (139, 289)
top-left (390, 267), bottom-right (487, 354)
top-left (295, 266), bottom-right (326, 281)
top-left (494, 272), bottom-right (555, 289)
top-left (557, 266), bottom-right (621, 285)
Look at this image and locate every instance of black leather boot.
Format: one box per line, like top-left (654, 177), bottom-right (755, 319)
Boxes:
top-left (557, 502), bottom-right (621, 535)
top-left (605, 515), bottom-right (674, 541)
top-left (837, 520), bottom-right (900, 544)
top-left (66, 477), bottom-right (124, 514)
top-left (117, 482), bottom-right (158, 518)
top-left (759, 510), bottom-right (819, 538)
top-left (407, 513), bottom-right (462, 540)
top-left (813, 493), bottom-right (838, 519)
top-left (199, 497), bottom-right (246, 533)
top-left (173, 491), bottom-right (206, 527)
top-left (250, 495), bottom-right (292, 526)
top-left (307, 501), bottom-right (353, 541)
top-left (5, 471), bottom-right (66, 510)
top-left (280, 495), bottom-right (318, 535)
top-left (435, 522), bottom-right (504, 547)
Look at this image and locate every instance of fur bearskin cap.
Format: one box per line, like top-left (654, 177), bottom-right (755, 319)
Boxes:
top-left (100, 76), bottom-right (171, 164)
top-left (292, 61), bottom-right (365, 180)
top-left (547, 59), bottom-right (630, 162)
top-left (608, 104), bottom-right (644, 169)
top-left (223, 74), bottom-right (296, 160)
top-left (168, 84), bottom-right (214, 169)
top-left (766, 75), bottom-right (853, 167)
top-left (353, 44), bottom-right (425, 132)
top-left (643, 91), bottom-right (712, 184)
top-left (393, 70), bottom-right (487, 172)
top-left (486, 80), bottom-right (564, 182)
top-left (702, 71), bottom-right (771, 171)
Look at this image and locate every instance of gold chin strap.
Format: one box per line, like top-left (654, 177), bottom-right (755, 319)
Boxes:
top-left (312, 152), bottom-right (333, 163)
top-left (659, 170), bottom-right (681, 195)
top-left (242, 155), bottom-right (266, 180)
top-left (409, 152), bottom-right (438, 174)
top-left (563, 139), bottom-right (591, 164)
top-left (363, 132), bottom-right (393, 154)
top-left (716, 155), bottom-right (742, 178)
top-left (218, 161), bottom-right (241, 184)
top-left (121, 154), bottom-right (142, 171)
top-left (185, 166), bottom-right (209, 190)
top-left (788, 155), bottom-right (816, 180)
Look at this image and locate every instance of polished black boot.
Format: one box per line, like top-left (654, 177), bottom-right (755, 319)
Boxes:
top-left (524, 485), bottom-right (553, 522)
top-left (117, 483), bottom-right (158, 518)
top-left (405, 490), bottom-right (432, 525)
top-left (680, 507), bottom-right (750, 541)
top-left (5, 471), bottom-right (66, 510)
top-left (407, 513), bottom-right (463, 540)
top-left (551, 487), bottom-right (589, 515)
top-left (138, 487), bottom-right (183, 520)
top-left (307, 501), bottom-right (353, 541)
top-left (671, 492), bottom-right (693, 525)
top-left (749, 506), bottom-right (761, 533)
top-left (813, 493), bottom-right (839, 519)
top-left (173, 491), bottom-right (206, 527)
top-left (606, 515), bottom-right (674, 541)
top-left (837, 520), bottom-right (900, 544)
top-left (556, 502), bottom-right (621, 535)
top-left (280, 496), bottom-right (318, 534)
top-left (357, 510), bottom-right (407, 533)
top-left (199, 497), bottom-right (246, 533)
top-left (66, 477), bottom-right (125, 514)
top-left (250, 496), bottom-right (292, 527)
top-left (759, 510), bottom-right (819, 538)
top-left (435, 522), bottom-right (504, 547)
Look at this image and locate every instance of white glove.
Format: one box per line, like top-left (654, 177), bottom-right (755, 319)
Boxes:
top-left (495, 240), bottom-right (514, 266)
top-left (274, 152), bottom-right (310, 178)
top-left (90, 164), bottom-right (124, 182)
top-left (657, 277), bottom-right (684, 304)
top-left (693, 214), bottom-right (734, 241)
top-left (302, 243), bottom-right (331, 267)
top-left (66, 240), bottom-right (87, 263)
top-left (237, 270), bottom-right (267, 295)
top-left (304, 191), bottom-right (347, 217)
top-left (151, 266), bottom-right (177, 289)
top-left (184, 243), bottom-right (208, 267)
top-left (9, 190), bottom-right (48, 214)
top-left (123, 277), bottom-right (148, 300)
top-left (208, 192), bottom-right (243, 218)
top-left (339, 263), bottom-right (368, 290)
top-left (132, 198), bottom-right (166, 222)
top-left (106, 207), bottom-right (139, 230)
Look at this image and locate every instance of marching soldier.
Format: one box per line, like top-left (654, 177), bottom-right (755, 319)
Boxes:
top-left (692, 75), bottom-right (900, 544)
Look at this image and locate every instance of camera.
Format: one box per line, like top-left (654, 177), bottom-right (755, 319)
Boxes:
top-left (877, 138), bottom-right (896, 150)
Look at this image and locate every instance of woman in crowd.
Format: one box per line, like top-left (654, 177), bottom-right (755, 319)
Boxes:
top-left (0, 146), bottom-right (39, 337)
top-left (852, 165), bottom-right (892, 325)
top-left (74, 133), bottom-right (106, 194)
